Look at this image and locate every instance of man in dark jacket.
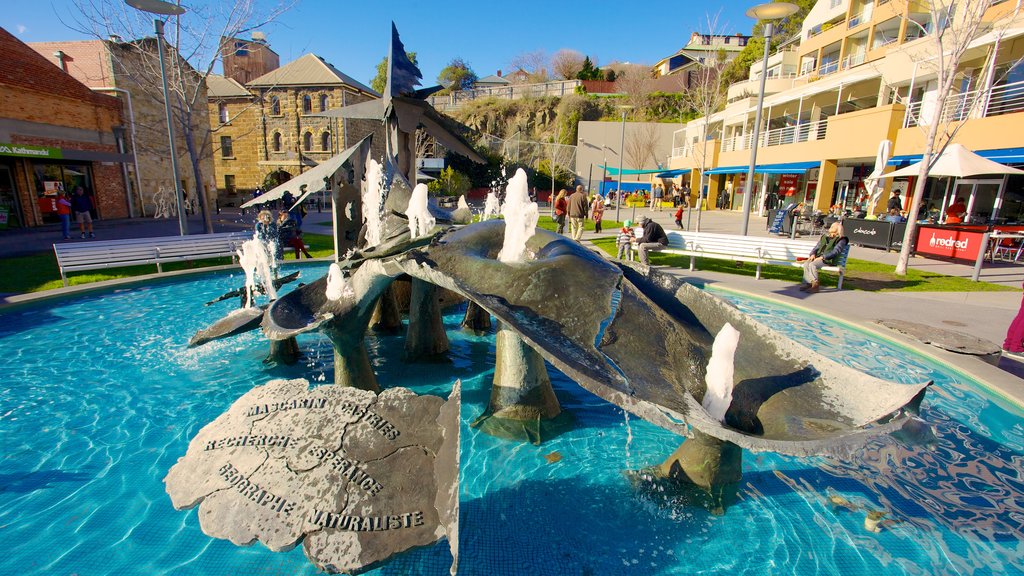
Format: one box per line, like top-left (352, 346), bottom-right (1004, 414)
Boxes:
top-left (568, 185), bottom-right (589, 241)
top-left (636, 215), bottom-right (668, 266)
top-left (71, 186), bottom-right (95, 238)
top-left (887, 190), bottom-right (902, 212)
top-left (800, 222), bottom-right (849, 293)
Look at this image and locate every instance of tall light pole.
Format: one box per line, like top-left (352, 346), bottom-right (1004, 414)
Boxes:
top-left (614, 106), bottom-right (632, 223)
top-left (126, 0), bottom-right (189, 236)
top-left (740, 2), bottom-right (799, 236)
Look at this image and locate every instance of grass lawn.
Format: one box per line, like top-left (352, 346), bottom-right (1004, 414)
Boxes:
top-left (589, 236), bottom-right (1018, 293)
top-left (0, 233), bottom-right (336, 295)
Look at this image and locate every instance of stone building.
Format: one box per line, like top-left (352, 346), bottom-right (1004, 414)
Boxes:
top-left (30, 36), bottom-right (216, 217)
top-left (0, 27), bottom-right (131, 229)
top-left (207, 53), bottom-right (383, 204)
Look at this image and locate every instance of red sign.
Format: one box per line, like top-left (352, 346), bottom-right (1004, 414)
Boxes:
top-left (779, 174), bottom-right (799, 196)
top-left (915, 226), bottom-right (986, 260)
top-left (37, 196), bottom-right (57, 214)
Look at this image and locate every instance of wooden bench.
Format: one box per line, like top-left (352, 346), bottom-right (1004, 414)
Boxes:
top-left (53, 232), bottom-right (252, 286)
top-left (655, 231), bottom-right (849, 289)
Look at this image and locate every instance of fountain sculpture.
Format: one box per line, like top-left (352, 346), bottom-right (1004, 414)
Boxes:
top-left (166, 23), bottom-right (932, 574)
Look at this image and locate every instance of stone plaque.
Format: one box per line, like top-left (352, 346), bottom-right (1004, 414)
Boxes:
top-left (165, 378), bottom-right (460, 574)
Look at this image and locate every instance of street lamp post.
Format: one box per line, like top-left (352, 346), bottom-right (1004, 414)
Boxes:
top-left (614, 106), bottom-right (631, 223)
top-left (740, 2), bottom-right (799, 236)
top-left (126, 0), bottom-right (189, 236)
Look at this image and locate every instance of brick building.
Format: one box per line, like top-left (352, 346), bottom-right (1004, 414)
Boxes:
top-left (30, 37), bottom-right (215, 218)
top-left (208, 53), bottom-right (383, 204)
top-left (0, 27), bottom-right (131, 229)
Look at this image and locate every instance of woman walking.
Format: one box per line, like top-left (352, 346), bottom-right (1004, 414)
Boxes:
top-left (591, 194), bottom-right (605, 234)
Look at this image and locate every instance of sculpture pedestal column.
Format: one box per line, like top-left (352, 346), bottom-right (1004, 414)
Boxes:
top-left (637, 430), bottom-right (741, 514)
top-left (333, 345), bottom-right (380, 393)
top-left (371, 285), bottom-right (403, 333)
top-left (266, 336), bottom-right (300, 365)
top-left (405, 278), bottom-right (450, 360)
top-left (472, 325), bottom-right (566, 444)
top-left (461, 301), bottom-right (492, 332)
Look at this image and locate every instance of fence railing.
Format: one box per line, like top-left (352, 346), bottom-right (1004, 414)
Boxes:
top-left (903, 79), bottom-right (1024, 128)
top-left (719, 120), bottom-right (828, 153)
top-left (841, 52), bottom-right (866, 70)
top-left (428, 80), bottom-right (581, 111)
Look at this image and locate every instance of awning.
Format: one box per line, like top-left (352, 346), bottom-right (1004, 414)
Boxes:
top-left (880, 143), bottom-right (1024, 178)
top-left (598, 164), bottom-right (666, 176)
top-left (704, 161), bottom-right (818, 175)
top-left (654, 168), bottom-right (691, 178)
top-left (888, 146), bottom-right (1024, 167)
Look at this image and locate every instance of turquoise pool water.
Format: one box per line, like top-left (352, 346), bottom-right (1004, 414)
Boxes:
top-left (1, 263), bottom-right (1022, 575)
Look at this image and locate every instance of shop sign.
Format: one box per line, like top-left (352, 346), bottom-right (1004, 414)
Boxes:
top-left (779, 174), bottom-right (799, 196)
top-left (846, 218), bottom-right (892, 249)
top-left (915, 226), bottom-right (984, 260)
top-left (0, 143), bottom-right (62, 159)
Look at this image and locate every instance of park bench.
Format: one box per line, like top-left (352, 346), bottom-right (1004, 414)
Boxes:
top-left (655, 231), bottom-right (849, 289)
top-left (53, 231), bottom-right (252, 287)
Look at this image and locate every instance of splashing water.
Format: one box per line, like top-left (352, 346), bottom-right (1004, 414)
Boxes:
top-left (703, 322), bottom-right (740, 422)
top-left (406, 183), bottom-right (435, 238)
top-left (362, 158), bottom-right (385, 247)
top-left (325, 263), bottom-right (354, 301)
top-left (498, 168), bottom-right (538, 263)
top-left (237, 239), bottom-right (277, 307)
top-left (482, 191), bottom-right (501, 221)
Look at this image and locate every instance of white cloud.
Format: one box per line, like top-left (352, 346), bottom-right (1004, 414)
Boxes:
top-left (16, 25), bottom-right (27, 34)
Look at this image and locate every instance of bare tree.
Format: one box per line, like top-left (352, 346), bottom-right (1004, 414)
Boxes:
top-left (615, 65), bottom-right (655, 114)
top-left (889, 0), bottom-right (1022, 275)
top-left (550, 49), bottom-right (585, 80)
top-left (509, 50), bottom-right (549, 83)
top-left (677, 13), bottom-right (730, 230)
top-left (66, 0), bottom-right (293, 233)
top-left (625, 122), bottom-right (660, 174)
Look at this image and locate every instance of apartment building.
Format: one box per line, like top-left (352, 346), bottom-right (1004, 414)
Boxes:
top-left (667, 0), bottom-right (1024, 224)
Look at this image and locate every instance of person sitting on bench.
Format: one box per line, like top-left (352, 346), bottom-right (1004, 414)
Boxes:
top-left (800, 222), bottom-right (848, 293)
top-left (636, 215), bottom-right (668, 266)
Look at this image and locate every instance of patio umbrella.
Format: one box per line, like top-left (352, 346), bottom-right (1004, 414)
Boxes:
top-left (880, 143), bottom-right (1024, 179)
top-left (863, 139), bottom-right (892, 215)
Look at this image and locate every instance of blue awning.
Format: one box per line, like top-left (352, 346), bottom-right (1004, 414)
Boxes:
top-left (654, 168), bottom-right (691, 178)
top-left (888, 147), bottom-right (1024, 167)
top-left (705, 161), bottom-right (818, 175)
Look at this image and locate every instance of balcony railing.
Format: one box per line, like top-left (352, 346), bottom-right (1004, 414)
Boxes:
top-left (719, 120), bottom-right (828, 153)
top-left (819, 60), bottom-right (840, 76)
top-left (903, 79), bottom-right (1024, 127)
top-left (841, 52), bottom-right (866, 70)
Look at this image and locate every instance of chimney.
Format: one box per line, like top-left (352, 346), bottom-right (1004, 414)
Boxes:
top-left (53, 51), bottom-right (68, 73)
top-left (497, 69), bottom-right (502, 77)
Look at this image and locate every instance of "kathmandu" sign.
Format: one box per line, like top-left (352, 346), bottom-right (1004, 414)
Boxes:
top-left (0, 143), bottom-right (62, 159)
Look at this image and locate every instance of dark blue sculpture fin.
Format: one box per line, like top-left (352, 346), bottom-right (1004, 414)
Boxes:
top-left (385, 22), bottom-right (423, 98)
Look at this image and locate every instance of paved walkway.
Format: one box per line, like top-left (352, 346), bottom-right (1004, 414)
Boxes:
top-left (3, 202), bottom-right (1023, 399)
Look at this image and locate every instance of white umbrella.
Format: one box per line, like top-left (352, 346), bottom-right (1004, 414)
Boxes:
top-left (863, 139), bottom-right (892, 215)
top-left (880, 143), bottom-right (1024, 179)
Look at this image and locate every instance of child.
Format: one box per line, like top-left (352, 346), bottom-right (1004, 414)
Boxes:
top-left (674, 205), bottom-right (684, 229)
top-left (617, 219), bottom-right (636, 260)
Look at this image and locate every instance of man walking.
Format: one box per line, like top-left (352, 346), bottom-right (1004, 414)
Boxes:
top-left (568, 185), bottom-right (589, 241)
top-left (636, 215), bottom-right (668, 266)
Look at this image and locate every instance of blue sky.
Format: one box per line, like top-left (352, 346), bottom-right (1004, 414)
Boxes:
top-left (3, 0), bottom-right (756, 86)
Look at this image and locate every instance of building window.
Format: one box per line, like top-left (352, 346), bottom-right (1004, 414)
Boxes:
top-left (225, 174), bottom-right (236, 194)
top-left (303, 131), bottom-right (313, 151)
top-left (272, 132), bottom-right (282, 152)
top-left (320, 93), bottom-right (329, 112)
top-left (270, 96), bottom-right (281, 115)
top-left (302, 94), bottom-right (312, 114)
top-left (321, 131), bottom-right (331, 151)
top-left (220, 136), bottom-right (233, 158)
top-left (218, 103), bottom-right (229, 124)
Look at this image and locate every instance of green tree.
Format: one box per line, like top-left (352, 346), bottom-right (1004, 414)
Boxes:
top-left (604, 68), bottom-right (617, 82)
top-left (427, 166), bottom-right (471, 197)
top-left (369, 51), bottom-right (418, 94)
top-left (576, 56), bottom-right (603, 81)
top-left (438, 58), bottom-right (478, 92)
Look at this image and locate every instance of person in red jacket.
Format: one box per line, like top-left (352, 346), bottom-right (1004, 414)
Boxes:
top-left (553, 189), bottom-right (568, 234)
top-left (56, 190), bottom-right (72, 239)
